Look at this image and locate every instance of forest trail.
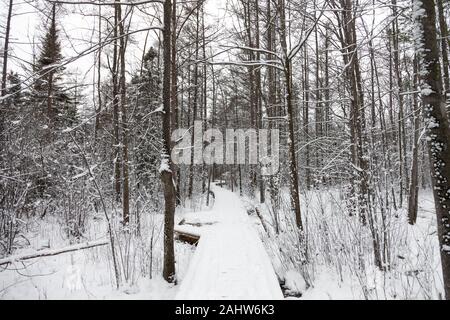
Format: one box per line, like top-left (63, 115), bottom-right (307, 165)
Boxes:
top-left (175, 185), bottom-right (283, 300)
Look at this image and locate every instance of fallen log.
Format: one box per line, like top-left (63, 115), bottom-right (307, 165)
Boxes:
top-left (0, 239), bottom-right (109, 266)
top-left (174, 229), bottom-right (200, 246)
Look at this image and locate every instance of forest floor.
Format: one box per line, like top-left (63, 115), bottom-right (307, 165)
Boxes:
top-left (0, 184), bottom-right (283, 300)
top-left (0, 185), bottom-right (443, 299)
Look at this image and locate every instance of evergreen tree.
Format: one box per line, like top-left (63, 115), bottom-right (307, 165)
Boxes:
top-left (25, 4), bottom-right (79, 200)
top-left (33, 4), bottom-right (75, 131)
top-left (129, 47), bottom-right (162, 189)
top-left (6, 71), bottom-right (23, 107)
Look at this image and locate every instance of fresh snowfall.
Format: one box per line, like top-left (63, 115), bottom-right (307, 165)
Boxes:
top-left (1, 0), bottom-right (450, 300)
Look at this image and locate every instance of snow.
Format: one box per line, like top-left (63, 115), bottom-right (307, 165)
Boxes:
top-left (0, 211), bottom-right (194, 299)
top-left (0, 185), bottom-right (283, 300)
top-left (247, 187), bottom-right (444, 300)
top-left (421, 88), bottom-right (433, 96)
top-left (150, 105), bottom-right (164, 114)
top-left (283, 269), bottom-right (307, 295)
top-left (0, 185), bottom-right (443, 299)
top-left (159, 157), bottom-right (171, 173)
top-left (297, 269), bottom-right (358, 300)
top-left (427, 116), bottom-right (439, 129)
top-left (175, 184), bottom-right (283, 300)
top-left (0, 239), bottom-right (109, 266)
top-left (71, 165), bottom-right (97, 180)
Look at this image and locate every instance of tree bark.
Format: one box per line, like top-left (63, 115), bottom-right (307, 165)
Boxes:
top-left (112, 0), bottom-right (121, 202)
top-left (336, 0), bottom-right (369, 225)
top-left (416, 0), bottom-right (450, 299)
top-left (171, 0), bottom-right (181, 205)
top-left (161, 0), bottom-right (176, 283)
top-left (266, 0), bottom-right (280, 232)
top-left (1, 0), bottom-right (13, 97)
top-left (391, 0), bottom-right (408, 207)
top-left (304, 45), bottom-right (311, 190)
top-left (188, 4), bottom-right (200, 200)
top-left (0, 0), bottom-right (13, 161)
top-left (437, 0), bottom-right (449, 104)
top-left (278, 0), bottom-right (302, 230)
top-left (117, 0), bottom-right (130, 225)
top-left (254, 0), bottom-right (265, 203)
top-left (95, 4), bottom-right (102, 139)
top-left (407, 56), bottom-right (420, 225)
top-left (314, 6), bottom-right (322, 183)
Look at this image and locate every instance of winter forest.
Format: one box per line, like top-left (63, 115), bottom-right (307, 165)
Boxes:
top-left (0, 0), bottom-right (449, 301)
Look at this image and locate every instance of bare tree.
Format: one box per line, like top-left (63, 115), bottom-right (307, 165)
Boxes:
top-left (1, 0), bottom-right (13, 97)
top-left (277, 0), bottom-right (302, 230)
top-left (161, 0), bottom-right (176, 283)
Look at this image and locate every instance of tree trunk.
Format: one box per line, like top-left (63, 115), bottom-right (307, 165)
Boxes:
top-left (1, 0), bottom-right (13, 97)
top-left (46, 5), bottom-right (57, 127)
top-left (437, 0), bottom-right (449, 105)
top-left (304, 45), bottom-right (311, 190)
top-left (188, 5), bottom-right (200, 200)
top-left (0, 0), bottom-right (12, 161)
top-left (112, 0), bottom-right (121, 202)
top-left (266, 0), bottom-right (280, 231)
top-left (416, 0), bottom-right (450, 299)
top-left (161, 0), bottom-right (176, 283)
top-left (94, 4), bottom-right (102, 139)
top-left (391, 0), bottom-right (408, 207)
top-left (336, 0), bottom-right (369, 225)
top-left (243, 0), bottom-right (257, 196)
top-left (278, 0), bottom-right (302, 230)
top-left (407, 56), bottom-right (420, 225)
top-left (314, 7), bottom-right (322, 184)
top-left (324, 26), bottom-right (330, 144)
top-left (201, 4), bottom-right (207, 195)
top-left (117, 0), bottom-right (129, 225)
top-left (171, 0), bottom-right (181, 206)
top-left (255, 0), bottom-right (265, 203)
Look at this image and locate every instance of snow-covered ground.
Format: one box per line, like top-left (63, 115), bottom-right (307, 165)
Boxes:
top-left (0, 185), bottom-right (443, 299)
top-left (246, 187), bottom-right (443, 300)
top-left (0, 210), bottom-right (194, 299)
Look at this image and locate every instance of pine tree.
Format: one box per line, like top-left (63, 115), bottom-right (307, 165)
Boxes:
top-left (5, 71), bottom-right (23, 109)
top-left (33, 4), bottom-right (74, 131)
top-left (130, 47), bottom-right (162, 188)
top-left (28, 4), bottom-right (77, 200)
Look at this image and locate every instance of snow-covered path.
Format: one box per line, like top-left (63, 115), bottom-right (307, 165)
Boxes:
top-left (175, 185), bottom-right (283, 300)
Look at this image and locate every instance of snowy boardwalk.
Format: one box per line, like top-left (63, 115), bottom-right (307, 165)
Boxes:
top-left (175, 185), bottom-right (283, 300)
